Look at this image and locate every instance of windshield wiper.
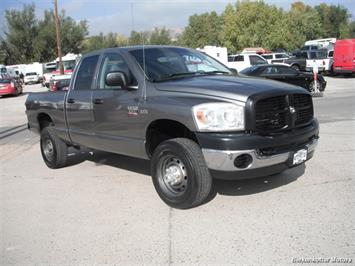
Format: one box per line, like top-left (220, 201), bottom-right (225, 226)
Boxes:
top-left (154, 70), bottom-right (231, 82)
top-left (156, 72), bottom-right (203, 82)
top-left (203, 70), bottom-right (231, 75)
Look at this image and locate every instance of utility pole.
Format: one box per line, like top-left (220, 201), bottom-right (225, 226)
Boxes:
top-left (54, 0), bottom-right (64, 75)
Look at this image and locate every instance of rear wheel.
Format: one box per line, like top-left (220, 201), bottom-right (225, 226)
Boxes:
top-left (291, 64), bottom-right (300, 71)
top-left (151, 138), bottom-right (212, 209)
top-left (309, 80), bottom-right (323, 97)
top-left (40, 126), bottom-right (68, 169)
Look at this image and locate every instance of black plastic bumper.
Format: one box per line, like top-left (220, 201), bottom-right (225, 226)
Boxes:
top-left (195, 119), bottom-right (319, 151)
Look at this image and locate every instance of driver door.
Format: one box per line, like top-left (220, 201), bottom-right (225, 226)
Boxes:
top-left (90, 52), bottom-right (146, 158)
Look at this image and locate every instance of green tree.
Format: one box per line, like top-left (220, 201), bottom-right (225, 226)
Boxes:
top-left (149, 27), bottom-right (171, 45)
top-left (283, 2), bottom-right (323, 50)
top-left (82, 32), bottom-right (128, 53)
top-left (2, 4), bottom-right (38, 64)
top-left (221, 1), bottom-right (287, 52)
top-left (315, 3), bottom-right (351, 38)
top-left (1, 4), bottom-right (88, 64)
top-left (180, 11), bottom-right (222, 48)
top-left (128, 30), bottom-right (149, 45)
top-left (33, 10), bottom-right (57, 62)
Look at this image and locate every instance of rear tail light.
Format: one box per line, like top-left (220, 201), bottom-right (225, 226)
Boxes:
top-left (51, 81), bottom-right (57, 91)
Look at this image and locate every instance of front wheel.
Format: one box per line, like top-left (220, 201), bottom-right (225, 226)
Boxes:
top-left (40, 127), bottom-right (68, 169)
top-left (151, 138), bottom-right (212, 209)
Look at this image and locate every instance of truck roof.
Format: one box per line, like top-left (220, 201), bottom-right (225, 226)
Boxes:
top-left (82, 45), bottom-right (195, 57)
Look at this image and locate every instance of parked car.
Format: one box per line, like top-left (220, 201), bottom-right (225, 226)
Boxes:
top-left (24, 72), bottom-right (40, 84)
top-left (261, 53), bottom-right (290, 64)
top-left (25, 46), bottom-right (319, 209)
top-left (240, 64), bottom-right (326, 95)
top-left (284, 50), bottom-right (327, 72)
top-left (333, 39), bottom-right (355, 75)
top-left (0, 77), bottom-right (23, 97)
top-left (226, 53), bottom-right (267, 72)
top-left (49, 75), bottom-right (71, 91)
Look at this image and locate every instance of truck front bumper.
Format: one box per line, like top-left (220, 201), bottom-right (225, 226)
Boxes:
top-left (196, 119), bottom-right (319, 180)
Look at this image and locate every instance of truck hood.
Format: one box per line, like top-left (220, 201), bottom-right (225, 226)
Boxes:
top-left (154, 75), bottom-right (307, 102)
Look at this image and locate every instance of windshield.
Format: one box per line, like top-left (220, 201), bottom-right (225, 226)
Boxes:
top-left (56, 60), bottom-right (76, 71)
top-left (239, 65), bottom-right (260, 75)
top-left (129, 47), bottom-right (232, 82)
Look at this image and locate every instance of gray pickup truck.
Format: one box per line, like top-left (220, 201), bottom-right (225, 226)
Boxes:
top-left (26, 46), bottom-right (319, 209)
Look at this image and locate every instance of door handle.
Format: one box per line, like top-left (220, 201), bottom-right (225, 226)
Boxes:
top-left (93, 98), bottom-right (104, 104)
top-left (67, 98), bottom-right (76, 104)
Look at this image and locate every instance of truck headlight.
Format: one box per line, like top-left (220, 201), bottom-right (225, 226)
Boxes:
top-left (192, 103), bottom-right (244, 132)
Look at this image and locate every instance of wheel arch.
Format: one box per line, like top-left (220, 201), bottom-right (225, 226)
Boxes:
top-left (37, 112), bottom-right (54, 131)
top-left (145, 119), bottom-right (199, 158)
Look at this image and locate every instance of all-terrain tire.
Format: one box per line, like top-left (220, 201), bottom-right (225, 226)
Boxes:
top-left (40, 126), bottom-right (68, 169)
top-left (151, 138), bottom-right (212, 209)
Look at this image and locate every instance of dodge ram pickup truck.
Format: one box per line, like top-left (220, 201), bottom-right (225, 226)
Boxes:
top-left (26, 46), bottom-right (319, 209)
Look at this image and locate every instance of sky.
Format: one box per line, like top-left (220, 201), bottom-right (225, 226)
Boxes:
top-left (1, 0), bottom-right (355, 36)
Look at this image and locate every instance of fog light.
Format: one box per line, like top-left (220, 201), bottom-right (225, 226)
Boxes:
top-left (234, 154), bottom-right (253, 169)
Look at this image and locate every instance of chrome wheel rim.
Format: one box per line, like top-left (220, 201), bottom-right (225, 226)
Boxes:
top-left (158, 155), bottom-right (188, 196)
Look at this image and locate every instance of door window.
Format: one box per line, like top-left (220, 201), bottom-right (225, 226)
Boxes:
top-left (250, 55), bottom-right (266, 65)
top-left (278, 66), bottom-right (298, 74)
top-left (275, 54), bottom-right (288, 59)
top-left (74, 55), bottom-right (99, 90)
top-left (262, 66), bottom-right (279, 74)
top-left (98, 53), bottom-right (137, 89)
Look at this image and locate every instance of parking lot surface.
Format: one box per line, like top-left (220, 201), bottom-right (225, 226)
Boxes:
top-left (1, 77), bottom-right (355, 265)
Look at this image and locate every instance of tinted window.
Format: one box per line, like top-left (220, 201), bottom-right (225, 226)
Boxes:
top-left (26, 72), bottom-right (37, 76)
top-left (328, 51), bottom-right (334, 57)
top-left (239, 65), bottom-right (260, 75)
top-left (262, 66), bottom-right (279, 74)
top-left (228, 56), bottom-right (235, 62)
top-left (129, 47), bottom-right (231, 82)
top-left (98, 53), bottom-right (137, 89)
top-left (309, 52), bottom-right (317, 59)
top-left (235, 55), bottom-right (244, 62)
top-left (250, 55), bottom-right (266, 65)
top-left (300, 52), bottom-right (308, 59)
top-left (278, 66), bottom-right (298, 74)
top-left (275, 54), bottom-right (288, 59)
top-left (74, 55), bottom-right (99, 90)
top-left (262, 55), bottom-right (273, 60)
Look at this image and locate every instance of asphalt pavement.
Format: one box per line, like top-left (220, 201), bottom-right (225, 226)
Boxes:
top-left (1, 77), bottom-right (354, 265)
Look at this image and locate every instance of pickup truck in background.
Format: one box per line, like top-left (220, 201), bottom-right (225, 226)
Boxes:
top-left (25, 46), bottom-right (319, 209)
top-left (306, 50), bottom-right (333, 75)
top-left (285, 50), bottom-right (327, 72)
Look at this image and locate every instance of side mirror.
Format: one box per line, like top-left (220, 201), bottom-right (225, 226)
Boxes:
top-left (229, 68), bottom-right (238, 75)
top-left (105, 72), bottom-right (127, 87)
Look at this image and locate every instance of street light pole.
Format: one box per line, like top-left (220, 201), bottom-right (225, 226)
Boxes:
top-left (54, 0), bottom-right (64, 75)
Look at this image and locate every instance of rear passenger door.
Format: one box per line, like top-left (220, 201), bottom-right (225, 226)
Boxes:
top-left (66, 54), bottom-right (100, 147)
